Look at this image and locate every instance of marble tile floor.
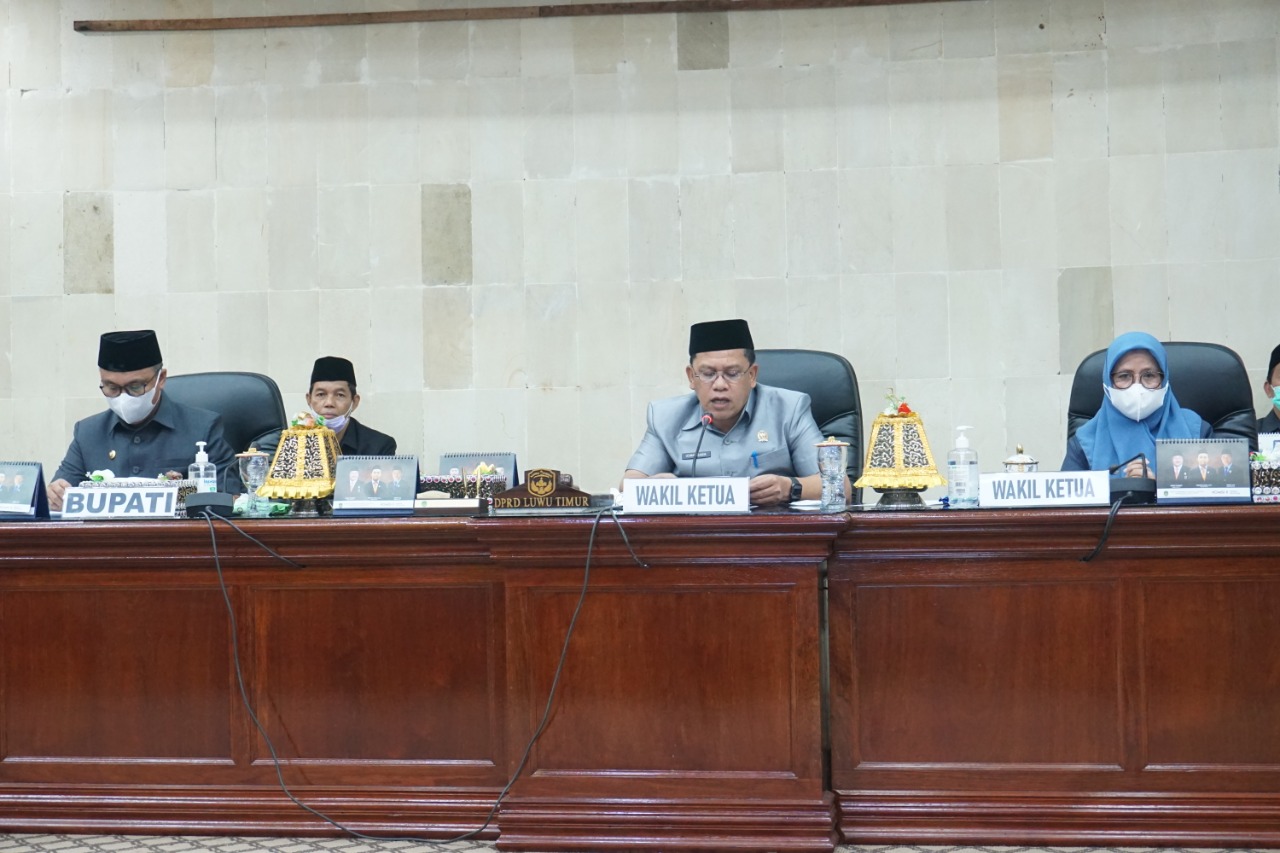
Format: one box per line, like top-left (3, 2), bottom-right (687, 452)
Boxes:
top-left (0, 838), bottom-right (1265, 853)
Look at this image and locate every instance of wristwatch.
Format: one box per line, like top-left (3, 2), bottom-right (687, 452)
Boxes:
top-left (789, 477), bottom-right (803, 503)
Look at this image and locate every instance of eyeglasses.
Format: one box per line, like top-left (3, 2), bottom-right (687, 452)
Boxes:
top-left (1110, 370), bottom-right (1164, 390)
top-left (693, 368), bottom-right (749, 385)
top-left (100, 372), bottom-right (160, 398)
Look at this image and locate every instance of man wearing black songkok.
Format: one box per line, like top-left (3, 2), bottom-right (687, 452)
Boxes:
top-left (48, 330), bottom-right (240, 510)
top-left (255, 356), bottom-right (396, 459)
top-left (1258, 344), bottom-right (1280, 436)
top-left (623, 319), bottom-right (842, 507)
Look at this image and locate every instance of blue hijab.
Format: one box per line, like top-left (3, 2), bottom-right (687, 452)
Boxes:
top-left (1075, 332), bottom-right (1206, 470)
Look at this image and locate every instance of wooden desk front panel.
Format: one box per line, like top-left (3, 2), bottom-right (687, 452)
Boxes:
top-left (0, 518), bottom-right (505, 832)
top-left (830, 506), bottom-right (1280, 846)
top-left (485, 514), bottom-right (840, 852)
top-left (0, 513), bottom-right (842, 851)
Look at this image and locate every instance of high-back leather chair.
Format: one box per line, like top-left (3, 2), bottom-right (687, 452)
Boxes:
top-left (164, 371), bottom-right (288, 454)
top-left (1067, 341), bottom-right (1258, 450)
top-left (755, 349), bottom-right (863, 502)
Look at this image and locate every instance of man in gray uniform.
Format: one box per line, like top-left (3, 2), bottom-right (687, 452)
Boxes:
top-left (623, 318), bottom-right (834, 507)
top-left (48, 330), bottom-right (240, 510)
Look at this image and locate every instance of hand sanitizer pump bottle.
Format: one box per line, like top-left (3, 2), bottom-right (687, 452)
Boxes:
top-left (189, 441), bottom-right (218, 493)
top-left (947, 426), bottom-right (979, 508)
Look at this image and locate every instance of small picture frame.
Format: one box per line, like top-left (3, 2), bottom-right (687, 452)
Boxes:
top-left (1155, 438), bottom-right (1251, 504)
top-left (0, 462), bottom-right (49, 520)
top-left (332, 455), bottom-right (419, 517)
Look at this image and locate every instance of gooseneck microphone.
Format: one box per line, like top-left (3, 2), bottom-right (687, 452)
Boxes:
top-left (1108, 452), bottom-right (1149, 476)
top-left (1108, 451), bottom-right (1156, 505)
top-left (690, 413), bottom-right (713, 478)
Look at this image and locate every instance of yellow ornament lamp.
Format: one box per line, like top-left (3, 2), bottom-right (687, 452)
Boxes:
top-left (854, 392), bottom-right (946, 509)
top-left (260, 412), bottom-right (342, 516)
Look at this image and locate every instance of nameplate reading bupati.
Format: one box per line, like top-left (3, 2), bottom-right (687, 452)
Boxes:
top-left (979, 471), bottom-right (1109, 508)
top-left (62, 486), bottom-right (178, 519)
top-left (621, 477), bottom-right (750, 514)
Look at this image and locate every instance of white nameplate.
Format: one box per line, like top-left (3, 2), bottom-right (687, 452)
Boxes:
top-left (62, 486), bottom-right (177, 519)
top-left (621, 477), bottom-right (750, 514)
top-left (979, 471), bottom-right (1109, 508)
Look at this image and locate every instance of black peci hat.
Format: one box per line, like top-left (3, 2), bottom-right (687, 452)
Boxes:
top-left (98, 330), bottom-right (163, 372)
top-left (311, 356), bottom-right (358, 387)
top-left (1268, 344), bottom-right (1280, 382)
top-left (689, 319), bottom-right (754, 357)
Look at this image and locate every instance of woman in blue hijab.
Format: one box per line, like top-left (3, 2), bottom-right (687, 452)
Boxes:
top-left (1063, 332), bottom-right (1209, 474)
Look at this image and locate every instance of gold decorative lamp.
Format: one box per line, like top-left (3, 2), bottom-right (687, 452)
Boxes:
top-left (854, 393), bottom-right (946, 509)
top-left (260, 412), bottom-right (342, 516)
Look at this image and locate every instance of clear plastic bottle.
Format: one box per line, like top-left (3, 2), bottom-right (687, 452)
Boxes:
top-left (189, 441), bottom-right (218, 493)
top-left (947, 426), bottom-right (979, 508)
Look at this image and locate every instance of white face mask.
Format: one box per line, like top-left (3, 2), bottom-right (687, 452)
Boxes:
top-left (1104, 383), bottom-right (1167, 422)
top-left (313, 401), bottom-right (355, 433)
top-left (107, 384), bottom-right (161, 425)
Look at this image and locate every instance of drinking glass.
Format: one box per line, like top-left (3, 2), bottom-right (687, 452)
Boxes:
top-left (238, 452), bottom-right (270, 517)
top-left (816, 439), bottom-right (850, 512)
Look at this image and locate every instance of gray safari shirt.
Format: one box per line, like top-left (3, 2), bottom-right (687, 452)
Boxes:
top-left (626, 384), bottom-right (824, 478)
top-left (53, 393), bottom-right (242, 493)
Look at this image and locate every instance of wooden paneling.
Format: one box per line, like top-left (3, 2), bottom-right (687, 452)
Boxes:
top-left (830, 504), bottom-right (1280, 847)
top-left (493, 513), bottom-right (840, 851)
top-left (1142, 579), bottom-right (1280, 768)
top-left (2, 588), bottom-right (232, 765)
top-left (0, 513), bottom-right (840, 851)
top-left (853, 581), bottom-right (1121, 767)
top-left (515, 582), bottom-right (801, 773)
top-left (5, 507), bottom-right (1280, 848)
top-left (254, 584), bottom-right (503, 768)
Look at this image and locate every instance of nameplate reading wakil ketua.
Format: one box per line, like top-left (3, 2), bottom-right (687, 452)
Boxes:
top-left (621, 477), bottom-right (750, 514)
top-left (979, 470), bottom-right (1109, 508)
top-left (62, 486), bottom-right (178, 519)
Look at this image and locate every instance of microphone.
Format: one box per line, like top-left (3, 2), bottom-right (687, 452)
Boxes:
top-left (1108, 452), bottom-right (1149, 476)
top-left (1108, 452), bottom-right (1156, 505)
top-left (691, 413), bottom-right (713, 478)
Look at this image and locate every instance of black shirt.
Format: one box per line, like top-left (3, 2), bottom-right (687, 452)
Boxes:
top-left (53, 394), bottom-right (242, 493)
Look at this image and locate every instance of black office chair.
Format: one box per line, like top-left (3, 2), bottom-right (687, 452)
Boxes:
top-left (163, 371), bottom-right (288, 453)
top-left (755, 349), bottom-right (863, 503)
top-left (1066, 341), bottom-right (1258, 451)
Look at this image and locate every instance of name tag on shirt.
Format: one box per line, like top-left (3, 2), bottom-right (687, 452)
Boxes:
top-left (681, 451), bottom-right (712, 461)
top-left (621, 477), bottom-right (750, 514)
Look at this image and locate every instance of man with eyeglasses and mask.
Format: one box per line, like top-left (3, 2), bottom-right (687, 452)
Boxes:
top-left (1062, 332), bottom-right (1217, 475)
top-left (47, 330), bottom-right (240, 511)
top-left (622, 318), bottom-right (835, 507)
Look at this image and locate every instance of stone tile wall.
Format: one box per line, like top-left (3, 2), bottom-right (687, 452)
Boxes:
top-left (1, 0), bottom-right (1277, 492)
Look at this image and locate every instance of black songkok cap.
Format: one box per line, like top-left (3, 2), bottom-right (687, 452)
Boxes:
top-left (688, 319), bottom-right (754, 357)
top-left (1269, 344), bottom-right (1280, 382)
top-left (311, 356), bottom-right (358, 387)
top-left (98, 330), bottom-right (162, 372)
